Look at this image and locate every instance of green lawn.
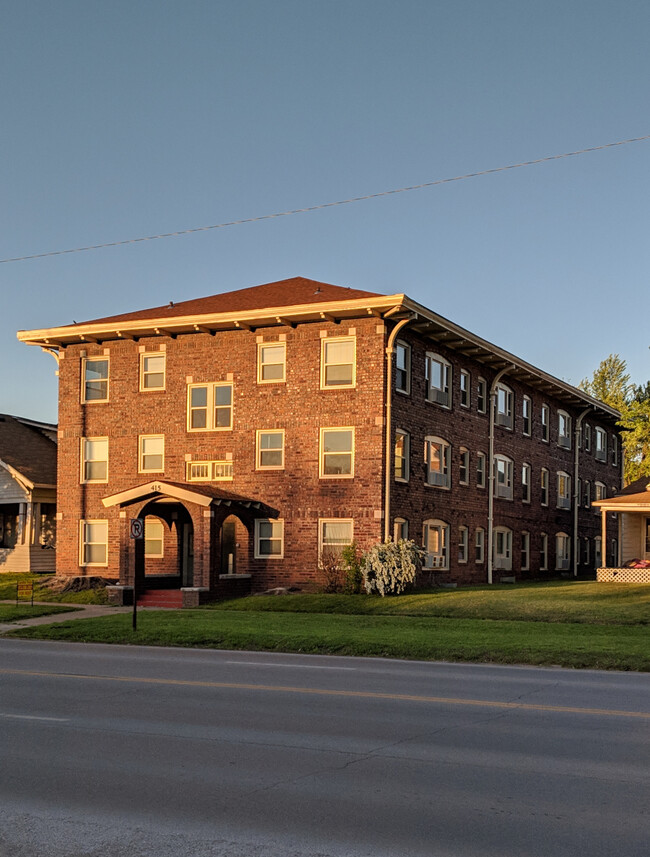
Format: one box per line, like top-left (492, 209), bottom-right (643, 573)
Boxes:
top-left (0, 574), bottom-right (109, 604)
top-left (0, 603), bottom-right (80, 623)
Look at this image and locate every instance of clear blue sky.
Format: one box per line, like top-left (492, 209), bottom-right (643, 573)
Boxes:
top-left (2, 0), bottom-right (649, 422)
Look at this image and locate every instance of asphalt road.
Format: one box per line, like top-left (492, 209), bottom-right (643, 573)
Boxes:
top-left (1, 640), bottom-right (649, 857)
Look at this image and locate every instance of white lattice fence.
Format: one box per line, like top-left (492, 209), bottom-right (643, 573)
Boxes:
top-left (597, 567), bottom-right (650, 583)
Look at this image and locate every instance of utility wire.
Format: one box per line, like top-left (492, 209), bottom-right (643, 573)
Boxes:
top-left (2, 133), bottom-right (649, 265)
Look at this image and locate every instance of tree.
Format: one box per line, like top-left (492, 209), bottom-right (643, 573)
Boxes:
top-left (581, 354), bottom-right (650, 484)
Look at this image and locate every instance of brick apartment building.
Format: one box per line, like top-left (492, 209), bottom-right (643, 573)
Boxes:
top-left (18, 277), bottom-right (622, 605)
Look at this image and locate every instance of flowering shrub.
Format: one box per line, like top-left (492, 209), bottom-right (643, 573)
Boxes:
top-left (361, 539), bottom-right (423, 596)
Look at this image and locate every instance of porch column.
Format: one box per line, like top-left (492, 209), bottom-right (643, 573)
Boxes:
top-left (600, 508), bottom-right (607, 568)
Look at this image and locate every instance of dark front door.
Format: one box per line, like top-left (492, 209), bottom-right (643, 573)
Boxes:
top-left (221, 519), bottom-right (236, 575)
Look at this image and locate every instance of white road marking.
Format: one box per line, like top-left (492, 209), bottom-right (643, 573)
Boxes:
top-left (226, 660), bottom-right (357, 671)
top-left (0, 713), bottom-right (70, 722)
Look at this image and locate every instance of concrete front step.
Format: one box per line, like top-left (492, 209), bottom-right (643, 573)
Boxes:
top-left (137, 589), bottom-right (184, 608)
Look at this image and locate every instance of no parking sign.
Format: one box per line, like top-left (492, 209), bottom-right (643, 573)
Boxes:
top-left (130, 519), bottom-right (144, 540)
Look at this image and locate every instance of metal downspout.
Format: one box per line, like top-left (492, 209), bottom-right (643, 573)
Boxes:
top-left (487, 367), bottom-right (514, 584)
top-left (573, 408), bottom-right (591, 578)
top-left (384, 315), bottom-right (417, 541)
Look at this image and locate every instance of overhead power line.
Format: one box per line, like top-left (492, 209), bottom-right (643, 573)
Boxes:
top-left (2, 133), bottom-right (649, 265)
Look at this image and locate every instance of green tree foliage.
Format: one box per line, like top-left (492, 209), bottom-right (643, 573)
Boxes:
top-left (580, 354), bottom-right (650, 484)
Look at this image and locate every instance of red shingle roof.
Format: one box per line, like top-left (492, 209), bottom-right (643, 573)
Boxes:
top-left (80, 277), bottom-right (383, 326)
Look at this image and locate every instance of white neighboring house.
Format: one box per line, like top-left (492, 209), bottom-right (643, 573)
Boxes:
top-left (0, 414), bottom-right (57, 573)
top-left (592, 476), bottom-right (650, 583)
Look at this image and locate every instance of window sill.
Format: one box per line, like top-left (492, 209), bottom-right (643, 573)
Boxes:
top-left (219, 574), bottom-right (252, 580)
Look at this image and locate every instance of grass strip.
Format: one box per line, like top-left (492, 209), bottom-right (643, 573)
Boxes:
top-left (8, 610), bottom-right (650, 671)
top-left (0, 604), bottom-right (80, 623)
top-left (0, 574), bottom-right (108, 605)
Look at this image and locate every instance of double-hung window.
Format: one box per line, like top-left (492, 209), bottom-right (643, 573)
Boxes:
top-left (394, 430), bottom-right (409, 481)
top-left (459, 448), bottom-right (469, 485)
top-left (495, 383), bottom-right (513, 429)
top-left (612, 435), bottom-right (619, 467)
top-left (320, 428), bottom-right (354, 477)
top-left (393, 517), bottom-right (409, 542)
top-left (541, 468), bottom-right (549, 506)
top-left (521, 532), bottom-right (530, 571)
top-left (494, 454), bottom-right (513, 499)
top-left (255, 519), bottom-right (284, 558)
top-left (475, 528), bottom-right (485, 563)
top-left (81, 437), bottom-right (108, 483)
top-left (188, 383), bottom-right (233, 431)
top-left (521, 462), bottom-right (531, 503)
top-left (321, 338), bottom-right (355, 388)
top-left (558, 411), bottom-right (572, 449)
top-left (522, 396), bottom-right (531, 436)
top-left (258, 343), bottom-right (286, 383)
top-left (584, 423), bottom-right (591, 452)
top-left (426, 353), bottom-right (451, 408)
top-left (460, 370), bottom-right (470, 408)
top-left (425, 437), bottom-right (450, 488)
top-left (458, 526), bottom-right (468, 563)
top-left (541, 404), bottom-right (549, 442)
top-left (395, 341), bottom-right (411, 394)
top-left (476, 452), bottom-right (486, 488)
top-left (423, 520), bottom-right (449, 569)
top-left (139, 435), bottom-right (164, 473)
top-left (594, 482), bottom-right (606, 508)
top-left (477, 377), bottom-right (487, 414)
top-left (595, 427), bottom-right (607, 462)
top-left (540, 533), bottom-right (548, 570)
top-left (140, 353), bottom-right (165, 391)
top-left (556, 532), bottom-right (570, 571)
top-left (144, 518), bottom-right (164, 558)
top-left (79, 520), bottom-right (108, 566)
top-left (319, 519), bottom-right (353, 557)
top-left (557, 472), bottom-right (571, 510)
top-left (583, 479), bottom-right (591, 508)
top-left (256, 430), bottom-right (285, 469)
top-left (82, 358), bottom-right (109, 403)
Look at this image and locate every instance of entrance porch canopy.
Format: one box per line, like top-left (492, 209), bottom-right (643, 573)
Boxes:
top-left (101, 480), bottom-right (277, 517)
top-left (592, 477), bottom-right (650, 582)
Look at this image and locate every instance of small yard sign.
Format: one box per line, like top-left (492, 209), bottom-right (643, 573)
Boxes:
top-left (16, 581), bottom-right (34, 606)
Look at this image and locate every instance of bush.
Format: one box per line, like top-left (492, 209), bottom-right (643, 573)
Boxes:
top-left (318, 549), bottom-right (346, 593)
top-left (361, 539), bottom-right (423, 597)
top-left (341, 542), bottom-right (363, 594)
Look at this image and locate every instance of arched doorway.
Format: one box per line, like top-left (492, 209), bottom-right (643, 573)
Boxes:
top-left (219, 514), bottom-right (250, 577)
top-left (137, 499), bottom-right (194, 589)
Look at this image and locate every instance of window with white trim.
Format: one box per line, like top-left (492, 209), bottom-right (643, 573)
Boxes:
top-left (459, 447), bottom-right (469, 485)
top-left (423, 519), bottom-right (449, 569)
top-left (476, 451), bottom-right (486, 488)
top-left (557, 471), bottom-right (571, 510)
top-left (556, 532), bottom-right (570, 571)
top-left (584, 423), bottom-right (591, 452)
top-left (81, 437), bottom-right (108, 483)
top-left (425, 436), bottom-right (451, 488)
top-left (494, 454), bottom-right (513, 500)
top-left (460, 370), bottom-right (470, 408)
top-left (582, 536), bottom-right (590, 566)
top-left (541, 404), bottom-right (549, 442)
top-left (321, 337), bottom-right (355, 388)
top-left (521, 531), bottom-right (530, 571)
top-left (139, 435), bottom-right (164, 473)
top-left (140, 353), bottom-right (165, 391)
top-left (540, 533), bottom-right (548, 571)
top-left (522, 396), bottom-right (531, 436)
top-left (595, 536), bottom-right (602, 567)
top-left (495, 383), bottom-right (513, 429)
top-left (594, 482), bottom-right (606, 507)
top-left (541, 468), bottom-right (549, 507)
top-left (557, 410), bottom-right (572, 450)
top-left (188, 383), bottom-right (233, 431)
top-left (477, 377), bottom-right (487, 414)
top-left (475, 527), bottom-right (485, 563)
top-left (493, 527), bottom-right (513, 571)
top-left (583, 479), bottom-right (591, 508)
top-left (79, 520), bottom-right (108, 566)
top-left (320, 428), bottom-right (354, 478)
top-left (595, 427), bottom-right (607, 462)
top-left (521, 462), bottom-right (531, 503)
top-left (256, 430), bottom-right (285, 470)
top-left (393, 517), bottom-right (408, 542)
top-left (319, 519), bottom-right (353, 557)
top-left (394, 430), bottom-right (409, 481)
top-left (258, 342), bottom-right (286, 383)
top-left (425, 353), bottom-right (451, 408)
top-left (395, 341), bottom-right (411, 394)
top-left (82, 357), bottom-right (109, 403)
top-left (186, 460), bottom-right (233, 481)
top-left (144, 518), bottom-right (164, 558)
top-left (458, 525), bottom-right (468, 563)
top-left (255, 519), bottom-right (284, 558)
top-left (612, 435), bottom-right (619, 467)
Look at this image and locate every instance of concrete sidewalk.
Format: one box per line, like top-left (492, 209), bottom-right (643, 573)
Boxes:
top-left (0, 601), bottom-right (132, 634)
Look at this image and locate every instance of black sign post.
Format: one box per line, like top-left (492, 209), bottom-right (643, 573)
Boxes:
top-left (130, 518), bottom-right (144, 631)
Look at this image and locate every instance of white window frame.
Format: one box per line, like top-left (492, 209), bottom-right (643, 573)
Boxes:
top-left (475, 527), bottom-right (485, 563)
top-left (476, 451), bottom-right (486, 488)
top-left (321, 337), bottom-right (356, 389)
top-left (460, 370), bottom-right (470, 408)
top-left (458, 525), bottom-right (468, 564)
top-left (495, 383), bottom-right (513, 430)
top-left (318, 518), bottom-right (354, 557)
top-left (423, 519), bottom-right (449, 570)
top-left (256, 429), bottom-right (285, 470)
top-left (595, 536), bottom-right (602, 567)
top-left (393, 517), bottom-right (409, 542)
top-left (541, 468), bottom-right (549, 507)
top-left (521, 462), bottom-right (531, 504)
top-left (459, 447), bottom-right (469, 485)
top-left (594, 482), bottom-right (606, 509)
top-left (254, 519), bottom-right (284, 559)
top-left (521, 531), bottom-right (530, 571)
top-left (79, 519), bottom-right (108, 567)
top-left (425, 436), bottom-right (451, 489)
top-left (556, 532), bottom-right (571, 571)
top-left (612, 435), bottom-right (619, 467)
top-left (425, 353), bottom-right (452, 408)
top-left (582, 536), bottom-right (590, 566)
top-left (319, 427), bottom-right (355, 479)
top-left (477, 377), bottom-right (487, 414)
top-left (186, 460), bottom-right (233, 482)
top-left (540, 533), bottom-right (548, 571)
top-left (139, 352), bottom-right (166, 392)
top-left (522, 396), bottom-right (531, 436)
top-left (395, 341), bottom-right (411, 395)
top-left (557, 471), bottom-right (571, 510)
top-left (494, 454), bottom-right (513, 500)
top-left (144, 518), bottom-right (164, 558)
top-left (583, 479), bottom-right (591, 508)
top-left (584, 423), bottom-right (591, 452)
top-left (595, 427), bottom-right (607, 462)
top-left (557, 410), bottom-right (572, 450)
top-left (139, 434), bottom-right (164, 474)
top-left (81, 357), bottom-right (109, 403)
top-left (80, 437), bottom-right (108, 484)
top-left (493, 526), bottom-right (513, 571)
top-left (187, 382), bottom-right (234, 431)
top-left (394, 429), bottom-right (410, 482)
top-left (257, 342), bottom-right (286, 384)
top-left (541, 404), bottom-right (549, 442)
